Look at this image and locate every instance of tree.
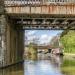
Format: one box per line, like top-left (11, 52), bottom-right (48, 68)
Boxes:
top-left (60, 30), bottom-right (75, 53)
top-left (28, 43), bottom-right (37, 60)
top-left (50, 36), bottom-right (59, 48)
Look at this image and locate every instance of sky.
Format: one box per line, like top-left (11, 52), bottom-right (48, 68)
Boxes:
top-left (25, 30), bottom-right (63, 45)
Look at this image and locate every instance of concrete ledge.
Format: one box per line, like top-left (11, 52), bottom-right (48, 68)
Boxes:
top-left (0, 60), bottom-right (24, 69)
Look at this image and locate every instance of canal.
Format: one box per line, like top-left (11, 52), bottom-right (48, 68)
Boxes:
top-left (0, 54), bottom-right (75, 75)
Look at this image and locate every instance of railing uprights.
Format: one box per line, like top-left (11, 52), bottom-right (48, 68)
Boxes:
top-left (4, 0), bottom-right (75, 6)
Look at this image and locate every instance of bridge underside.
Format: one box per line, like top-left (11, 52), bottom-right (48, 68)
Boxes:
top-left (5, 4), bottom-right (75, 30)
top-left (7, 14), bottom-right (75, 30)
top-left (2, 13), bottom-right (74, 67)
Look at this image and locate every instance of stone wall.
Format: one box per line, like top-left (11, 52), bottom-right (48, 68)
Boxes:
top-left (0, 15), bottom-right (7, 67)
top-left (0, 15), bottom-right (24, 67)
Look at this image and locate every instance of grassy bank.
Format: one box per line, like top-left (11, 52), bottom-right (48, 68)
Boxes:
top-left (61, 54), bottom-right (75, 75)
top-left (61, 66), bottom-right (75, 75)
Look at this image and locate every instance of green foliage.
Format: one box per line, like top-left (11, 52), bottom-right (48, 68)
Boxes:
top-left (28, 43), bottom-right (37, 60)
top-left (28, 43), bottom-right (37, 54)
top-left (60, 30), bottom-right (75, 53)
top-left (61, 59), bottom-right (75, 67)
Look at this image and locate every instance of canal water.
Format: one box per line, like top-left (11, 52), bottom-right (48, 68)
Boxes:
top-left (0, 54), bottom-right (75, 75)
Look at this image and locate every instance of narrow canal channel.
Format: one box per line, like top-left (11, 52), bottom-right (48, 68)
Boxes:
top-left (0, 53), bottom-right (75, 75)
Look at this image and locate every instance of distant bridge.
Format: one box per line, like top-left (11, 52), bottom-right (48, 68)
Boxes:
top-left (26, 45), bottom-right (51, 49)
top-left (25, 45), bottom-right (59, 49)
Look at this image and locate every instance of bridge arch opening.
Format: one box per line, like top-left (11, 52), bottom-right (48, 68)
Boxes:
top-left (24, 30), bottom-right (64, 60)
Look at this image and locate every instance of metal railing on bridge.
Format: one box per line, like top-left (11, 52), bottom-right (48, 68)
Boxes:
top-left (4, 0), bottom-right (75, 6)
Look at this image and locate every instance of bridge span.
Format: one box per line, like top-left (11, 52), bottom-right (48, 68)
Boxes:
top-left (4, 0), bottom-right (75, 29)
top-left (0, 0), bottom-right (75, 68)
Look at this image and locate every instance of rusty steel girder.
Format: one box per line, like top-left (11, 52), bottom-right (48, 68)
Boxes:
top-left (5, 4), bottom-right (75, 15)
top-left (11, 17), bottom-right (75, 30)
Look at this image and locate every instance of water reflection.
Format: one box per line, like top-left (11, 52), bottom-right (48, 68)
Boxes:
top-left (0, 54), bottom-right (75, 75)
top-left (24, 54), bottom-right (63, 75)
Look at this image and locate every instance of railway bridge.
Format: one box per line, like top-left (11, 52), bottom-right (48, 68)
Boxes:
top-left (0, 0), bottom-right (75, 67)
